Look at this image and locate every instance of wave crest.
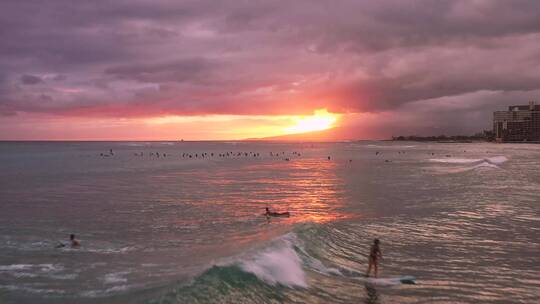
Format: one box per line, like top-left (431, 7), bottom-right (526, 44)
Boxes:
top-left (240, 234), bottom-right (307, 288)
top-left (429, 156), bottom-right (508, 165)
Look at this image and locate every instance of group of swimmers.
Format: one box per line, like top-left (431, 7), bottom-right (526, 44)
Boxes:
top-left (127, 151), bottom-right (279, 159)
top-left (101, 150), bottom-right (312, 162)
top-left (97, 148), bottom-right (411, 165)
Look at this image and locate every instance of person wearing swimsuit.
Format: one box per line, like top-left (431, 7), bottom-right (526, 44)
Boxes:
top-left (366, 239), bottom-right (382, 277)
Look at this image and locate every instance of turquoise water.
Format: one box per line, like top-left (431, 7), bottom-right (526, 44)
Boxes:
top-left (0, 141), bottom-right (538, 303)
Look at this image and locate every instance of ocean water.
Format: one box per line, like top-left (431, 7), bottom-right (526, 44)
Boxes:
top-left (0, 141), bottom-right (538, 303)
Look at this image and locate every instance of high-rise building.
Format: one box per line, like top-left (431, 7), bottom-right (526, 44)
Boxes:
top-left (493, 101), bottom-right (540, 142)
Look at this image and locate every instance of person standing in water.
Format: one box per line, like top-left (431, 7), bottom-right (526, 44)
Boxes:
top-left (366, 239), bottom-right (382, 277)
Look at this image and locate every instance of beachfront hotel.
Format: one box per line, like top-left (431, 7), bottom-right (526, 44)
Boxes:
top-left (493, 101), bottom-right (540, 142)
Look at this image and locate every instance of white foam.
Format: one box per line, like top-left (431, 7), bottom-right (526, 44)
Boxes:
top-left (0, 284), bottom-right (66, 295)
top-left (486, 156), bottom-right (508, 164)
top-left (431, 161), bottom-right (502, 174)
top-left (84, 246), bottom-right (137, 254)
top-left (367, 144), bottom-right (415, 148)
top-left (429, 155), bottom-right (508, 173)
top-left (240, 234), bottom-right (307, 288)
top-left (0, 264), bottom-right (33, 271)
top-left (429, 156), bottom-right (508, 165)
top-left (0, 263), bottom-right (74, 281)
top-left (472, 162), bottom-right (501, 170)
top-left (79, 285), bottom-right (133, 297)
top-left (103, 272), bottom-right (129, 284)
top-left (11, 272), bottom-right (38, 278)
top-left (430, 158), bottom-right (482, 164)
top-left (49, 273), bottom-right (78, 280)
top-left (0, 264), bottom-right (61, 272)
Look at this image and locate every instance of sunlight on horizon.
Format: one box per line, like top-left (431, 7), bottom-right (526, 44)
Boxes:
top-left (283, 109), bottom-right (340, 134)
top-left (142, 108), bottom-right (342, 139)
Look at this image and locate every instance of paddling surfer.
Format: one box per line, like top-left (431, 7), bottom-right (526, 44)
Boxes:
top-left (70, 234), bottom-right (80, 247)
top-left (366, 239), bottom-right (382, 277)
top-left (56, 234), bottom-right (80, 248)
top-left (264, 207), bottom-right (290, 217)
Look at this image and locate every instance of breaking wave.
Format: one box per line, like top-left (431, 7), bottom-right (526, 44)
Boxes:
top-left (147, 230), bottom-right (333, 303)
top-left (428, 156), bottom-right (508, 173)
top-left (429, 156), bottom-right (508, 165)
top-left (240, 234), bottom-right (307, 288)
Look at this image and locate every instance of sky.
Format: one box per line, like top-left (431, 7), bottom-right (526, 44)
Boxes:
top-left (1, 0), bottom-right (540, 140)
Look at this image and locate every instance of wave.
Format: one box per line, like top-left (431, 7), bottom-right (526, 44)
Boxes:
top-left (429, 156), bottom-right (508, 165)
top-left (472, 162), bottom-right (501, 170)
top-left (148, 232), bottom-right (316, 303)
top-left (428, 156), bottom-right (508, 174)
top-left (367, 144), bottom-right (416, 149)
top-left (147, 224), bottom-right (410, 304)
top-left (240, 233), bottom-right (307, 288)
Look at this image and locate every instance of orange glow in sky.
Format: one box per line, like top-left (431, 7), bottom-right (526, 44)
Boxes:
top-left (142, 108), bottom-right (341, 140)
top-left (284, 109), bottom-right (340, 134)
top-left (0, 109), bottom-right (343, 141)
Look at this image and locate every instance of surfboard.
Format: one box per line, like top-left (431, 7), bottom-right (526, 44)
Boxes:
top-left (262, 212), bottom-right (290, 217)
top-left (365, 275), bottom-right (416, 285)
top-left (340, 268), bottom-right (416, 285)
top-left (398, 276), bottom-right (416, 284)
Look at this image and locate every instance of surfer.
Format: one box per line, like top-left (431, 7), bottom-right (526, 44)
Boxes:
top-left (366, 239), bottom-right (382, 277)
top-left (69, 234), bottom-right (80, 247)
top-left (265, 207), bottom-right (290, 217)
top-left (56, 234), bottom-right (80, 248)
top-left (265, 207), bottom-right (273, 217)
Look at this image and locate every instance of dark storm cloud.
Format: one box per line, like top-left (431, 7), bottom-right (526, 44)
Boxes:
top-left (105, 57), bottom-right (218, 83)
top-left (1, 0), bottom-right (540, 134)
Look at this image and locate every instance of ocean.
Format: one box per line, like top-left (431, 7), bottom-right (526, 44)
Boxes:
top-left (0, 141), bottom-right (538, 303)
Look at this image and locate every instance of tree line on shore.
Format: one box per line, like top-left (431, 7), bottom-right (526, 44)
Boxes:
top-left (392, 130), bottom-right (495, 142)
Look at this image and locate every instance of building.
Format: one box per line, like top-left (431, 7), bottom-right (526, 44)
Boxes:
top-left (493, 101), bottom-right (540, 142)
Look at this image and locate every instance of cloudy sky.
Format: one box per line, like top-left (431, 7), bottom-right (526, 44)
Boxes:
top-left (1, 0), bottom-right (540, 140)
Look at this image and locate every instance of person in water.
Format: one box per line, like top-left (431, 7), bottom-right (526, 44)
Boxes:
top-left (264, 207), bottom-right (290, 217)
top-left (366, 239), bottom-right (382, 277)
top-left (70, 234), bottom-right (80, 247)
top-left (56, 234), bottom-right (80, 248)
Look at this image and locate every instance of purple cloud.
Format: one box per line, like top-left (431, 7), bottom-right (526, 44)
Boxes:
top-left (20, 74), bottom-right (44, 85)
top-left (1, 0), bottom-right (540, 135)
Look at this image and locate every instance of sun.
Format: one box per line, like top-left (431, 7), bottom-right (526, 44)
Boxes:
top-left (284, 109), bottom-right (340, 134)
